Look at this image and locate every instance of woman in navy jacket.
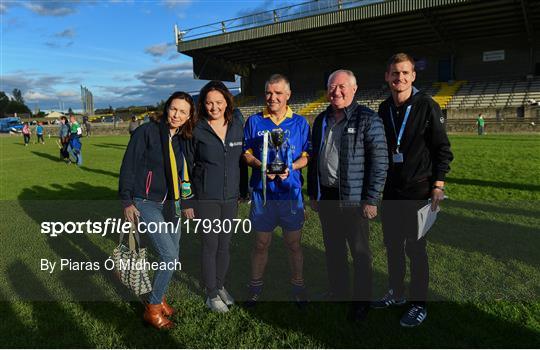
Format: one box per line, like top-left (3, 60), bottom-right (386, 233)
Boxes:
top-left (119, 91), bottom-right (196, 329)
top-left (182, 81), bottom-right (247, 313)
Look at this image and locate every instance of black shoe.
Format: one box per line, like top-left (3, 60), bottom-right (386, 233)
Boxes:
top-left (244, 285), bottom-right (261, 308)
top-left (292, 286), bottom-right (308, 309)
top-left (347, 304), bottom-right (369, 322)
top-left (400, 304), bottom-right (427, 327)
top-left (371, 289), bottom-right (407, 309)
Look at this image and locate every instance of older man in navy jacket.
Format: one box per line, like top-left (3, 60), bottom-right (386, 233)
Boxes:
top-left (307, 69), bottom-right (388, 322)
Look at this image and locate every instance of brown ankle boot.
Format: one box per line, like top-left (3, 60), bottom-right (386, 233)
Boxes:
top-left (161, 297), bottom-right (175, 317)
top-left (143, 304), bottom-right (174, 330)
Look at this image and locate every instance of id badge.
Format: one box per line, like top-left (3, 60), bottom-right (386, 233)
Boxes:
top-left (393, 152), bottom-right (404, 163)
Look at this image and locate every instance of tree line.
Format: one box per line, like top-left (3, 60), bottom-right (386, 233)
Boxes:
top-left (0, 89), bottom-right (31, 117)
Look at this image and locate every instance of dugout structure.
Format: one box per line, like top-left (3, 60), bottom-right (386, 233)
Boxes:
top-left (176, 0), bottom-right (540, 96)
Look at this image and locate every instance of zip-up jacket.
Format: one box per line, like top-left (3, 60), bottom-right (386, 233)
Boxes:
top-left (378, 89), bottom-right (453, 191)
top-left (307, 102), bottom-right (388, 206)
top-left (182, 112), bottom-right (248, 203)
top-left (118, 119), bottom-right (184, 210)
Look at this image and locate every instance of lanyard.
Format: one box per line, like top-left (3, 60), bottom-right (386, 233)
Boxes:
top-left (389, 105), bottom-right (412, 152)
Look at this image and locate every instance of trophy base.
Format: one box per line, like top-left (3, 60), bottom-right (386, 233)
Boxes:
top-left (267, 163), bottom-right (287, 175)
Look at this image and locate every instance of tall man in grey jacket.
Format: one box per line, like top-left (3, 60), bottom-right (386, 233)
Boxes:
top-left (307, 70), bottom-right (388, 322)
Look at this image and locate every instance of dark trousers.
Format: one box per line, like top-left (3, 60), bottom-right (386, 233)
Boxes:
top-left (381, 181), bottom-right (431, 304)
top-left (60, 141), bottom-right (69, 159)
top-left (196, 200), bottom-right (238, 298)
top-left (318, 186), bottom-right (372, 302)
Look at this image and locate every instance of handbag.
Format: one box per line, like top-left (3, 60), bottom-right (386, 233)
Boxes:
top-left (113, 226), bottom-right (152, 296)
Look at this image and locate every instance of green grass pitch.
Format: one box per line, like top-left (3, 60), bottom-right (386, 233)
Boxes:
top-left (0, 133), bottom-right (538, 348)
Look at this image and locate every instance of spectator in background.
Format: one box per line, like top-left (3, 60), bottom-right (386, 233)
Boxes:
top-left (22, 122), bottom-right (31, 146)
top-left (477, 113), bottom-right (485, 135)
top-left (36, 122), bottom-right (45, 144)
top-left (69, 115), bottom-right (82, 138)
top-left (59, 116), bottom-right (70, 162)
top-left (68, 115), bottom-right (83, 165)
top-left (82, 115), bottom-right (91, 137)
top-left (129, 115), bottom-right (140, 136)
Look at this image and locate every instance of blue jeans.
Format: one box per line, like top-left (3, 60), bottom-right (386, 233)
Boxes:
top-left (67, 144), bottom-right (83, 165)
top-left (134, 198), bottom-right (181, 304)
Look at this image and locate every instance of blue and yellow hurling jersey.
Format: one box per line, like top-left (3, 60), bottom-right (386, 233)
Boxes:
top-left (243, 106), bottom-right (311, 193)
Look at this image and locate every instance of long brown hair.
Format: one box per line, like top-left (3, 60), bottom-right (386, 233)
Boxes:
top-left (196, 80), bottom-right (234, 125)
top-left (158, 91), bottom-right (196, 139)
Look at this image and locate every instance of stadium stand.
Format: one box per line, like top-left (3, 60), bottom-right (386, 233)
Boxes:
top-left (176, 0), bottom-right (540, 130)
top-left (446, 77), bottom-right (540, 109)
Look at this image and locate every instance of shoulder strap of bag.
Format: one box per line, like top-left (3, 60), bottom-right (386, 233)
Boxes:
top-left (129, 225), bottom-right (142, 252)
top-left (118, 221), bottom-right (142, 251)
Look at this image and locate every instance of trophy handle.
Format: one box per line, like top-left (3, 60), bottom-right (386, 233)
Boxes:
top-left (283, 129), bottom-right (290, 148)
top-left (266, 130), bottom-right (274, 147)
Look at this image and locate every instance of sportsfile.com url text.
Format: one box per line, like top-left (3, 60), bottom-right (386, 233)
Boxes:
top-left (40, 218), bottom-right (181, 237)
top-left (40, 218), bottom-right (252, 237)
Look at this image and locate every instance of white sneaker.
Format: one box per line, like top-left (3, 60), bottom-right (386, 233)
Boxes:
top-left (206, 296), bottom-right (229, 313)
top-left (217, 287), bottom-right (235, 306)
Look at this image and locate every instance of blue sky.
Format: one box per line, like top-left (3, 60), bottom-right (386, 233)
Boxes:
top-left (1, 0), bottom-right (307, 111)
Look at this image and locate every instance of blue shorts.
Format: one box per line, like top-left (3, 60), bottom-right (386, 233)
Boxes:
top-left (250, 189), bottom-right (304, 232)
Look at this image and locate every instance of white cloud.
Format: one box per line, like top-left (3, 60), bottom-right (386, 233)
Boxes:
top-left (25, 91), bottom-right (52, 101)
top-left (23, 1), bottom-right (78, 16)
top-left (162, 0), bottom-right (192, 8)
top-left (144, 43), bottom-right (175, 57)
top-left (3, 61), bottom-right (238, 109)
top-left (57, 90), bottom-right (78, 98)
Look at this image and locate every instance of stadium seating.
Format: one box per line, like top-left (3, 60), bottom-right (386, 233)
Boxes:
top-left (236, 77), bottom-right (540, 120)
top-left (446, 77), bottom-right (540, 109)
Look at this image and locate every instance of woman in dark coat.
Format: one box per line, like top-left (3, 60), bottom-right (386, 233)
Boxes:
top-left (182, 81), bottom-right (247, 313)
top-left (119, 91), bottom-right (196, 329)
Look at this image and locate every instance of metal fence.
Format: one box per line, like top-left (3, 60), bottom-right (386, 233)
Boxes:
top-left (176, 0), bottom-right (384, 42)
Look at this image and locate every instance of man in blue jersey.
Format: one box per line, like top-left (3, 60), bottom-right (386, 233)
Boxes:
top-left (243, 74), bottom-right (311, 306)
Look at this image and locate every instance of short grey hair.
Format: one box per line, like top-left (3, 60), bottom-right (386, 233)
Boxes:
top-left (327, 69), bottom-right (357, 88)
top-left (265, 73), bottom-right (291, 92)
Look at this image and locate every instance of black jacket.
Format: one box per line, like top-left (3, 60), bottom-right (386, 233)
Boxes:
top-left (307, 102), bottom-right (388, 206)
top-left (182, 112), bottom-right (248, 203)
top-left (118, 119), bottom-right (184, 216)
top-left (378, 89), bottom-right (453, 192)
